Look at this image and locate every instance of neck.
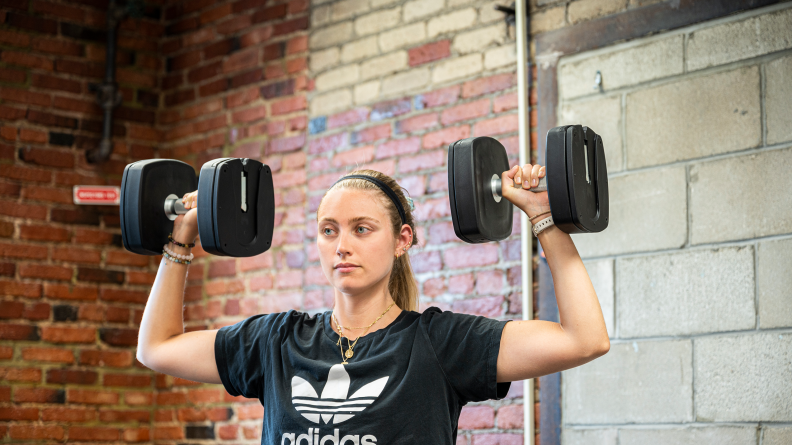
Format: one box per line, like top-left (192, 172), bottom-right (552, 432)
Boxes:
top-left (332, 283), bottom-right (402, 338)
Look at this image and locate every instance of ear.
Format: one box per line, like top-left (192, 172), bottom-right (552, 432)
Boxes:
top-left (397, 224), bottom-right (414, 254)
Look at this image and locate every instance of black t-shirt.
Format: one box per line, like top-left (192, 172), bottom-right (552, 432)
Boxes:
top-left (214, 307), bottom-right (512, 444)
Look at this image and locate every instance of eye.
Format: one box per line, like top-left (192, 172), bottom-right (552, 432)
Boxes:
top-left (322, 227), bottom-right (334, 236)
top-left (356, 226), bottom-right (369, 234)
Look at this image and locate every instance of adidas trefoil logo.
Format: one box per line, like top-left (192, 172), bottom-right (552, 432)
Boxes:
top-left (291, 364), bottom-right (389, 425)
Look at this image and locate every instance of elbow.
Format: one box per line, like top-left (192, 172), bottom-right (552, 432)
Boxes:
top-left (598, 337), bottom-right (610, 356)
top-left (581, 337), bottom-right (610, 360)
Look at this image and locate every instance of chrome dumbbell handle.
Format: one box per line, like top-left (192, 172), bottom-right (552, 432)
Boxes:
top-left (490, 175), bottom-right (547, 203)
top-left (164, 194), bottom-right (188, 221)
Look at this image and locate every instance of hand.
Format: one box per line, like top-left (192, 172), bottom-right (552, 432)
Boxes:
top-left (172, 190), bottom-right (198, 247)
top-left (500, 163), bottom-right (551, 219)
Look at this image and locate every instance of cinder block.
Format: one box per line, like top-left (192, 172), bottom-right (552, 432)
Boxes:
top-left (563, 339), bottom-right (693, 424)
top-left (484, 43), bottom-right (516, 70)
top-left (690, 146), bottom-right (792, 245)
top-left (625, 66), bottom-right (761, 169)
top-left (354, 80), bottom-right (380, 104)
top-left (561, 428), bottom-right (617, 445)
top-left (558, 94), bottom-right (623, 173)
top-left (403, 0), bottom-right (444, 23)
top-left (582, 259), bottom-right (614, 338)
top-left (757, 238), bottom-right (792, 329)
top-left (309, 47), bottom-right (340, 72)
top-left (530, 5), bottom-right (566, 34)
top-left (763, 426), bottom-right (792, 445)
top-left (381, 68), bottom-right (430, 97)
top-left (568, 0), bottom-right (627, 25)
top-left (315, 64), bottom-right (359, 91)
top-left (331, 0), bottom-right (369, 21)
top-left (686, 7), bottom-right (792, 71)
top-left (569, 166), bottom-right (687, 258)
top-left (619, 426), bottom-right (758, 445)
top-left (311, 5), bottom-right (331, 27)
top-left (354, 7), bottom-right (401, 36)
top-left (695, 332), bottom-right (792, 421)
top-left (379, 22), bottom-right (426, 53)
top-left (341, 37), bottom-right (379, 63)
top-left (766, 55), bottom-right (792, 145)
top-left (617, 246), bottom-right (755, 338)
top-left (558, 35), bottom-right (683, 100)
top-left (360, 51), bottom-right (408, 80)
top-left (427, 8), bottom-right (477, 38)
top-left (309, 22), bottom-right (353, 50)
top-left (432, 54), bottom-right (483, 84)
top-left (452, 23), bottom-right (505, 54)
top-left (310, 89), bottom-right (352, 116)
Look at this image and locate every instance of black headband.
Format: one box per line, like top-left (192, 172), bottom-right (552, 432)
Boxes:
top-left (332, 174), bottom-right (407, 225)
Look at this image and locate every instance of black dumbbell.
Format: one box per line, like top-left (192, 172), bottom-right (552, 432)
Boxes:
top-left (447, 124), bottom-right (609, 243)
top-left (120, 158), bottom-right (275, 257)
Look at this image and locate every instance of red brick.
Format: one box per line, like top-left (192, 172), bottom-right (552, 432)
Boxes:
top-left (352, 124), bottom-right (390, 144)
top-left (6, 13), bottom-right (57, 35)
top-left (453, 295), bottom-right (504, 318)
top-left (104, 373), bottom-right (151, 387)
top-left (240, 26), bottom-right (273, 48)
top-left (46, 368), bottom-right (97, 385)
top-left (233, 105), bottom-right (267, 124)
top-left (9, 425), bottom-right (64, 441)
top-left (476, 269), bottom-right (504, 294)
top-left (396, 113), bottom-right (438, 134)
top-left (0, 67), bottom-right (25, 84)
top-left (271, 95), bottom-right (306, 115)
top-left (0, 201), bottom-right (47, 220)
top-left (17, 264), bottom-right (70, 282)
top-left (67, 389), bottom-right (119, 405)
top-left (496, 404), bottom-right (523, 429)
top-left (20, 224), bottom-right (70, 242)
top-left (471, 434), bottom-right (522, 445)
top-left (226, 87), bottom-right (259, 109)
top-left (0, 242), bottom-right (48, 260)
top-left (444, 244), bottom-right (499, 269)
top-left (22, 185), bottom-right (72, 204)
top-left (0, 406), bottom-right (39, 420)
top-left (0, 301), bottom-right (24, 318)
top-left (448, 273), bottom-right (475, 294)
top-left (41, 407), bottom-right (96, 422)
top-left (55, 60), bottom-right (102, 78)
top-left (493, 92), bottom-right (518, 113)
top-left (44, 284), bottom-right (98, 301)
top-left (153, 426), bottom-right (184, 440)
top-left (409, 39), bottom-right (451, 66)
top-left (200, 4), bottom-right (232, 24)
top-left (52, 247), bottom-right (101, 264)
top-left (0, 323), bottom-right (38, 341)
top-left (332, 145), bottom-right (375, 167)
top-left (32, 1), bottom-right (84, 21)
top-left (2, 50), bottom-right (54, 70)
top-left (269, 134), bottom-right (306, 153)
top-left (0, 105), bottom-right (26, 121)
top-left (0, 29), bottom-right (31, 47)
top-left (102, 409), bottom-right (149, 423)
top-left (423, 125), bottom-right (470, 149)
top-left (441, 98), bottom-right (490, 125)
top-left (22, 302), bottom-right (49, 320)
top-left (327, 108), bottom-right (368, 129)
top-left (169, 50), bottom-right (201, 72)
top-left (99, 327), bottom-right (139, 346)
top-left (419, 85), bottom-right (460, 108)
top-left (287, 35), bottom-right (308, 54)
top-left (0, 87), bottom-right (50, 107)
top-left (239, 252), bottom-right (274, 271)
top-left (100, 288), bottom-right (148, 304)
top-left (78, 349), bottom-right (132, 368)
top-left (208, 260), bottom-right (236, 278)
top-left (223, 47), bottom-right (259, 74)
top-left (273, 16), bottom-right (309, 36)
top-left (462, 73), bottom-right (515, 98)
top-left (41, 326), bottom-right (95, 344)
top-left (286, 57), bottom-right (307, 74)
top-left (188, 61), bottom-right (222, 83)
top-left (21, 346), bottom-right (74, 363)
top-left (399, 149), bottom-right (445, 174)
top-left (126, 391), bottom-right (154, 406)
top-left (410, 250), bottom-right (442, 273)
top-left (474, 114), bottom-right (519, 136)
top-left (18, 146), bottom-right (74, 168)
top-left (31, 36), bottom-right (82, 56)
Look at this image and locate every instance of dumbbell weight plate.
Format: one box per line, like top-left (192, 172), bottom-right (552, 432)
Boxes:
top-left (120, 159), bottom-right (197, 255)
top-left (448, 136), bottom-right (514, 243)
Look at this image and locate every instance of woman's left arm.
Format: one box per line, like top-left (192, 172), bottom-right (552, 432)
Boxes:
top-left (496, 165), bottom-right (610, 382)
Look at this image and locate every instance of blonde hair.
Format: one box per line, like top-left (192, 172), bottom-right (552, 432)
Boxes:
top-left (318, 169), bottom-right (419, 312)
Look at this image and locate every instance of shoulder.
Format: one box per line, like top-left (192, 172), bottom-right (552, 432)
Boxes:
top-left (219, 310), bottom-right (324, 337)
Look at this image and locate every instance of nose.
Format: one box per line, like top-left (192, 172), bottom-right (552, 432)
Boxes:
top-left (335, 228), bottom-right (351, 257)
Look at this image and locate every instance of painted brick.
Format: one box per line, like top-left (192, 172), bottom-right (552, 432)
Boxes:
top-left (427, 8), bottom-right (477, 38)
top-left (404, 0), bottom-right (444, 22)
top-left (381, 68), bottom-right (431, 97)
top-left (309, 22), bottom-right (353, 50)
top-left (452, 23), bottom-right (505, 54)
top-left (360, 51), bottom-right (408, 80)
top-left (376, 137), bottom-right (422, 159)
top-left (379, 23), bottom-right (427, 53)
top-left (398, 149), bottom-right (445, 173)
top-left (355, 7), bottom-right (401, 36)
top-left (441, 99), bottom-right (490, 125)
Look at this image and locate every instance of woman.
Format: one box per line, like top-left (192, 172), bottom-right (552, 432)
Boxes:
top-left (136, 163), bottom-right (609, 444)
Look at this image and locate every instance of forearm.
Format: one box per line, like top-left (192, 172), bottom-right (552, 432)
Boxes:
top-left (136, 244), bottom-right (191, 364)
top-left (537, 224), bottom-right (609, 354)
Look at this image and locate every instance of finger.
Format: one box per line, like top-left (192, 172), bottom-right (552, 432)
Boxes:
top-left (515, 165), bottom-right (523, 185)
top-left (504, 164), bottom-right (519, 180)
top-left (538, 165), bottom-right (546, 178)
top-left (531, 164), bottom-right (541, 186)
top-left (521, 164), bottom-right (532, 187)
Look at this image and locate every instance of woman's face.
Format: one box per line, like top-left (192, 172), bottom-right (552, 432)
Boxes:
top-left (317, 188), bottom-right (398, 296)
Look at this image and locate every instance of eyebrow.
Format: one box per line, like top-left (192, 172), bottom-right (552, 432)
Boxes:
top-left (318, 216), bottom-right (380, 224)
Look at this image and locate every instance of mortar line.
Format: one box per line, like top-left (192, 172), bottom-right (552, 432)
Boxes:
top-left (621, 92), bottom-right (627, 172)
top-left (682, 32), bottom-right (688, 74)
top-left (685, 164), bottom-right (692, 248)
top-left (754, 241), bottom-right (760, 331)
top-left (691, 331), bottom-right (696, 422)
top-left (610, 326), bottom-right (792, 343)
top-left (760, 63), bottom-right (767, 147)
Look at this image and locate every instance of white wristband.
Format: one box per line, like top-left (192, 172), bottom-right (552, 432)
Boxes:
top-left (532, 215), bottom-right (554, 237)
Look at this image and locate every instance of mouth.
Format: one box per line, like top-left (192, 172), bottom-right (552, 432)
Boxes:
top-left (334, 263), bottom-right (359, 272)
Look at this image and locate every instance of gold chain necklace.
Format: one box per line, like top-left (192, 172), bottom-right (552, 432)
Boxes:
top-left (332, 301), bottom-right (395, 364)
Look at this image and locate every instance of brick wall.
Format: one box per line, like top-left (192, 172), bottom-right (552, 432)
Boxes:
top-left (0, 0), bottom-right (541, 443)
top-left (528, 0), bottom-right (663, 35)
top-left (556, 4), bottom-right (792, 444)
top-left (304, 0), bottom-right (538, 443)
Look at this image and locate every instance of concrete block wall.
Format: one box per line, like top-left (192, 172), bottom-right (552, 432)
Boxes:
top-left (305, 0), bottom-right (538, 443)
top-left (555, 4), bottom-right (792, 444)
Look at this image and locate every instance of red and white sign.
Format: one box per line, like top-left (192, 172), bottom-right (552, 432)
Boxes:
top-left (73, 186), bottom-right (121, 205)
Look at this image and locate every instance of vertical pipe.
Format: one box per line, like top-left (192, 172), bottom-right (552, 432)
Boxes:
top-left (514, 1), bottom-right (535, 444)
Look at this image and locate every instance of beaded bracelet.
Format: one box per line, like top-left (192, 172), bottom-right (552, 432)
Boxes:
top-left (168, 233), bottom-right (195, 248)
top-left (162, 250), bottom-right (191, 266)
top-left (163, 244), bottom-right (194, 262)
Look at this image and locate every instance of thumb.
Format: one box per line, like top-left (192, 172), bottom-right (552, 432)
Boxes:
top-left (501, 165), bottom-right (521, 202)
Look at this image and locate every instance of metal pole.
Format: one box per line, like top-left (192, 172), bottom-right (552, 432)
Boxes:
top-left (514, 0), bottom-right (535, 444)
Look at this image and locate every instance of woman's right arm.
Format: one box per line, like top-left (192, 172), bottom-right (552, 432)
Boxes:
top-left (135, 192), bottom-right (222, 385)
